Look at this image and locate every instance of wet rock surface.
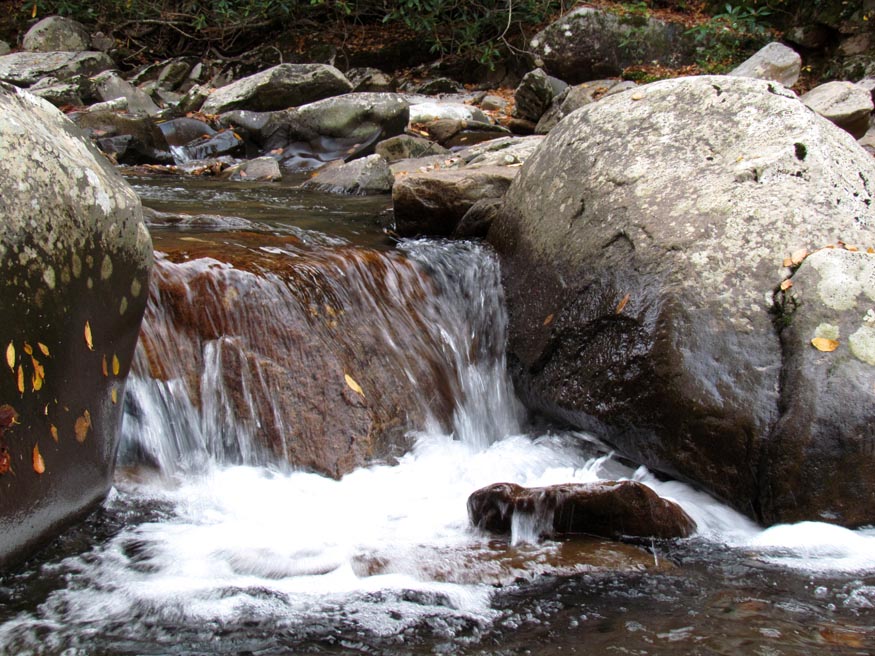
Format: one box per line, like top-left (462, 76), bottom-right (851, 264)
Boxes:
top-left (488, 75), bottom-right (875, 526)
top-left (468, 481), bottom-right (696, 540)
top-left (0, 83), bottom-right (152, 567)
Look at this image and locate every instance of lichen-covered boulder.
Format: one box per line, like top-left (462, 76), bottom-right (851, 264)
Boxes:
top-left (488, 75), bottom-right (875, 526)
top-left (0, 51), bottom-right (114, 87)
top-left (513, 68), bottom-right (567, 122)
top-left (22, 16), bottom-right (91, 53)
top-left (0, 84), bottom-right (152, 567)
top-left (530, 7), bottom-right (693, 84)
top-left (201, 63), bottom-right (353, 114)
top-left (765, 247), bottom-right (875, 526)
top-left (728, 42), bottom-right (802, 88)
top-left (468, 481), bottom-right (696, 540)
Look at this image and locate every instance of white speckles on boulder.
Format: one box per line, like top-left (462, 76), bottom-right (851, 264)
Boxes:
top-left (807, 247), bottom-right (875, 310)
top-left (488, 75), bottom-right (875, 527)
top-left (22, 16), bottom-right (91, 52)
top-left (0, 50), bottom-right (114, 86)
top-left (0, 81), bottom-right (152, 567)
top-left (728, 42), bottom-right (802, 88)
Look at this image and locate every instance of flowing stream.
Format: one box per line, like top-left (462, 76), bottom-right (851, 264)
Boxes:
top-left (1, 176), bottom-right (874, 655)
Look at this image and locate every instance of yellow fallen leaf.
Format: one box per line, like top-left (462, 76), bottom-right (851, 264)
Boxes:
top-left (782, 257), bottom-right (793, 267)
top-left (102, 355), bottom-right (108, 377)
top-left (5, 342), bottom-right (14, 371)
top-left (616, 293), bottom-right (631, 314)
top-left (84, 321), bottom-right (94, 351)
top-left (37, 342), bottom-right (50, 357)
top-left (811, 337), bottom-right (839, 352)
top-left (111, 388), bottom-right (118, 404)
top-left (780, 279), bottom-right (793, 291)
top-left (344, 374), bottom-right (364, 397)
top-left (17, 365), bottom-right (24, 394)
top-left (33, 444), bottom-right (45, 474)
top-left (50, 425), bottom-right (58, 442)
top-left (23, 342), bottom-right (33, 355)
top-left (74, 410), bottom-right (91, 443)
top-left (112, 354), bottom-right (120, 376)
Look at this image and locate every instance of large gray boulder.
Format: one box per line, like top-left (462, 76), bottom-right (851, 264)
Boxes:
top-left (0, 51), bottom-right (115, 86)
top-left (0, 84), bottom-right (152, 567)
top-left (488, 75), bottom-right (875, 526)
top-left (530, 7), bottom-right (693, 84)
top-left (728, 42), bottom-right (802, 88)
top-left (801, 81), bottom-right (873, 139)
top-left (220, 92), bottom-right (409, 169)
top-left (22, 16), bottom-right (91, 52)
top-left (201, 63), bottom-right (352, 114)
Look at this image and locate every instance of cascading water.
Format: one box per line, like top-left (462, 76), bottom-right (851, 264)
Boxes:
top-left (2, 177), bottom-right (875, 655)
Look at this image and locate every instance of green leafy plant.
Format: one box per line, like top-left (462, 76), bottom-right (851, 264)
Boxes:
top-left (686, 2), bottom-right (775, 73)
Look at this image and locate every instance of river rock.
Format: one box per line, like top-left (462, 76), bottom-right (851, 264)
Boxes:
top-left (178, 129), bottom-right (244, 161)
top-left (0, 51), bottom-right (115, 86)
top-left (73, 110), bottom-right (172, 164)
top-left (454, 198), bottom-right (503, 238)
top-left (91, 70), bottom-right (161, 117)
top-left (0, 84), bottom-right (152, 568)
top-left (345, 67), bottom-right (395, 93)
top-left (221, 156), bottom-right (282, 182)
top-left (221, 92), bottom-right (409, 169)
top-left (393, 166), bottom-right (517, 236)
top-left (468, 481), bottom-right (696, 540)
top-left (375, 134), bottom-right (448, 162)
top-left (536, 79), bottom-right (637, 134)
top-left (728, 42), bottom-right (802, 88)
top-left (408, 101), bottom-right (489, 124)
top-left (801, 81), bottom-right (873, 139)
top-left (201, 63), bottom-right (352, 114)
top-left (302, 154), bottom-right (394, 194)
top-left (22, 16), bottom-right (91, 52)
top-left (131, 236), bottom-right (462, 479)
top-left (450, 135), bottom-right (544, 168)
top-left (28, 74), bottom-right (92, 106)
top-left (530, 6), bottom-right (692, 84)
top-left (514, 68), bottom-right (567, 122)
top-left (487, 75), bottom-right (875, 526)
top-left (416, 118), bottom-right (511, 148)
top-left (764, 247), bottom-right (875, 526)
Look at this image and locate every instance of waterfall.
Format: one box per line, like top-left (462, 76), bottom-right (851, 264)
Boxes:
top-left (120, 238), bottom-right (522, 475)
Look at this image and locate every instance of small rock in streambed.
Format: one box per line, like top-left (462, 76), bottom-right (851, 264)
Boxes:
top-left (468, 480), bottom-right (697, 541)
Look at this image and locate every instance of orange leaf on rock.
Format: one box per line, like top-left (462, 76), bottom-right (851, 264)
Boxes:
top-left (50, 424), bottom-right (59, 442)
top-left (74, 410), bottom-right (92, 443)
top-left (33, 444), bottom-right (45, 474)
top-left (112, 354), bottom-right (120, 376)
top-left (101, 354), bottom-right (108, 377)
top-left (780, 279), bottom-right (793, 291)
top-left (84, 321), bottom-right (94, 351)
top-left (344, 374), bottom-right (364, 397)
top-left (812, 337), bottom-right (839, 352)
top-left (17, 365), bottom-right (24, 394)
top-left (543, 314), bottom-right (554, 326)
top-left (616, 293), bottom-right (631, 314)
top-left (5, 342), bottom-right (14, 371)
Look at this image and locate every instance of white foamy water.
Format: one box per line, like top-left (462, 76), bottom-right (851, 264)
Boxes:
top-left (2, 238), bottom-right (874, 652)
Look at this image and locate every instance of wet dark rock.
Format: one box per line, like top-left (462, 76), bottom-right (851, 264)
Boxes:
top-left (453, 198), bottom-right (503, 238)
top-left (375, 134), bottom-right (448, 163)
top-left (73, 111), bottom-right (172, 164)
top-left (530, 7), bottom-right (693, 84)
top-left (487, 75), bottom-right (875, 526)
top-left (157, 117), bottom-right (216, 148)
top-left (536, 79), bottom-right (637, 134)
top-left (764, 248), bottom-right (875, 527)
top-left (0, 51), bottom-right (115, 86)
top-left (178, 129), bottom-right (245, 161)
top-left (468, 481), bottom-right (696, 540)
top-left (393, 166), bottom-right (516, 236)
top-left (301, 154), bottom-right (393, 194)
top-left (201, 63), bottom-right (353, 114)
top-left (22, 15), bottom-right (91, 53)
top-left (0, 82), bottom-right (152, 568)
top-left (513, 68), bottom-right (567, 122)
top-left (506, 117), bottom-right (536, 135)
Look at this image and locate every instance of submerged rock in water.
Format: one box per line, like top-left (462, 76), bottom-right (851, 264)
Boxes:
top-left (488, 75), bottom-right (875, 527)
top-left (0, 84), bottom-right (153, 568)
top-left (468, 481), bottom-right (696, 540)
top-left (302, 154), bottom-right (393, 194)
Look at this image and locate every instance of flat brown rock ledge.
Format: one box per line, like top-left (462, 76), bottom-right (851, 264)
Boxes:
top-left (468, 480), bottom-right (697, 541)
